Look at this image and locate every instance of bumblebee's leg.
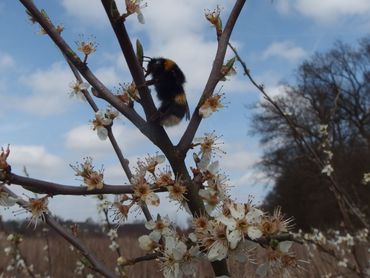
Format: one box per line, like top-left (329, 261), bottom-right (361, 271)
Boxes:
top-left (137, 79), bottom-right (156, 89)
top-left (148, 111), bottom-right (161, 123)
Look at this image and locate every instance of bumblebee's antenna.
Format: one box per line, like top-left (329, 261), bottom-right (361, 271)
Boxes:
top-left (143, 56), bottom-right (152, 62)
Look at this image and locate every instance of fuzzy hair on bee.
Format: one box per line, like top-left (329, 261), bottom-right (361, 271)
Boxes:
top-left (145, 57), bottom-right (190, 127)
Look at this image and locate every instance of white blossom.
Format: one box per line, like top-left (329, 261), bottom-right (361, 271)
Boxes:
top-left (321, 164), bottom-right (334, 176)
top-left (69, 80), bottom-right (89, 101)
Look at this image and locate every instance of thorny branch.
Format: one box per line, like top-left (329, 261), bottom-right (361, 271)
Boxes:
top-left (178, 0), bottom-right (246, 153)
top-left (3, 187), bottom-right (118, 278)
top-left (101, 0), bottom-right (157, 119)
top-left (7, 173), bottom-right (166, 196)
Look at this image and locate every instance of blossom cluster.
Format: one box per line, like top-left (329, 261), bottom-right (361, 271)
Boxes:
top-left (199, 94), bottom-right (225, 119)
top-left (362, 172), bottom-right (370, 185)
top-left (91, 108), bottom-right (119, 140)
top-left (116, 82), bottom-right (140, 105)
top-left (192, 201), bottom-right (292, 263)
top-left (132, 130), bottom-right (301, 278)
top-left (3, 234), bottom-right (37, 276)
top-left (138, 216), bottom-right (200, 278)
top-left (293, 228), bottom-right (369, 271)
top-left (318, 124), bottom-right (334, 176)
top-left (92, 154), bottom-right (186, 227)
top-left (71, 157), bottom-right (105, 191)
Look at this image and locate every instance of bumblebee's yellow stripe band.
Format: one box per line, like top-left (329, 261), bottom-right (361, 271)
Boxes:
top-left (174, 93), bottom-right (187, 105)
top-left (164, 59), bottom-right (175, 71)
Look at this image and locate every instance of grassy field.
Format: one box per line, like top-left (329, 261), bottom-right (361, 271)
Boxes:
top-left (0, 224), bottom-right (366, 277)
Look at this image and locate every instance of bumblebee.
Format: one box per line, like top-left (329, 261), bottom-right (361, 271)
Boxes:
top-left (145, 57), bottom-right (190, 126)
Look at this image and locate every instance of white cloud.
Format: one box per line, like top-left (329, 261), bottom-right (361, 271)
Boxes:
top-left (221, 149), bottom-right (260, 172)
top-left (7, 145), bottom-right (66, 179)
top-left (277, 0), bottom-right (370, 23)
top-left (139, 0), bottom-right (221, 39)
top-left (61, 0), bottom-right (109, 24)
top-left (265, 84), bottom-right (289, 99)
top-left (262, 41), bottom-right (306, 62)
top-left (275, 0), bottom-right (291, 14)
top-left (61, 0), bottom-right (242, 101)
top-left (17, 62), bottom-right (74, 115)
top-left (230, 170), bottom-right (271, 203)
top-left (104, 164), bottom-right (129, 184)
top-left (0, 52), bottom-right (15, 71)
top-left (94, 66), bottom-right (122, 88)
top-left (65, 123), bottom-right (148, 157)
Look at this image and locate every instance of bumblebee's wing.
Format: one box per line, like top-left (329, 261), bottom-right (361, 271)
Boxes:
top-left (185, 98), bottom-right (190, 120)
top-left (171, 65), bottom-right (186, 86)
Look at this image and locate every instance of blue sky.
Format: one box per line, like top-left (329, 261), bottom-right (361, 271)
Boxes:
top-left (1, 0), bottom-right (370, 223)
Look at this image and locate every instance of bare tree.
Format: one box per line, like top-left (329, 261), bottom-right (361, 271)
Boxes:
top-left (252, 37), bottom-right (370, 231)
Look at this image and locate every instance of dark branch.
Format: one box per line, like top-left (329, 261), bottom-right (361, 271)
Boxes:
top-left (7, 173), bottom-right (166, 196)
top-left (178, 0), bottom-right (246, 153)
top-left (101, 0), bottom-right (157, 120)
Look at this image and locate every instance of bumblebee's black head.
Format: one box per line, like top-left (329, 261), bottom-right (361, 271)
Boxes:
top-left (145, 58), bottom-right (181, 78)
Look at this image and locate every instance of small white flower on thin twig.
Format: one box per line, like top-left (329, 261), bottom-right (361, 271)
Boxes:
top-left (125, 0), bottom-right (147, 24)
top-left (90, 107), bottom-right (119, 141)
top-left (69, 80), bottom-right (89, 101)
top-left (199, 94), bottom-right (225, 118)
top-left (132, 176), bottom-right (160, 206)
top-left (194, 131), bottom-right (225, 170)
top-left (16, 196), bottom-right (49, 229)
top-left (76, 36), bottom-right (98, 62)
top-left (362, 173), bottom-right (370, 185)
top-left (321, 164), bottom-right (334, 177)
top-left (145, 215), bottom-right (173, 242)
top-left (70, 157), bottom-right (104, 190)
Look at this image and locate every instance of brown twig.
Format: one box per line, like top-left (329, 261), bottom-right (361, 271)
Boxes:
top-left (128, 253), bottom-right (158, 265)
top-left (7, 173), bottom-right (166, 196)
top-left (178, 0), bottom-right (246, 154)
top-left (101, 0), bottom-right (157, 120)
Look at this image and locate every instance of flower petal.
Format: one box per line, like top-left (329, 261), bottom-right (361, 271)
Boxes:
top-left (247, 226), bottom-right (262, 240)
top-left (208, 241), bottom-right (228, 261)
top-left (246, 208), bottom-right (264, 224)
top-left (278, 241), bottom-right (293, 253)
top-left (227, 229), bottom-right (242, 249)
top-left (97, 126), bottom-right (108, 140)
